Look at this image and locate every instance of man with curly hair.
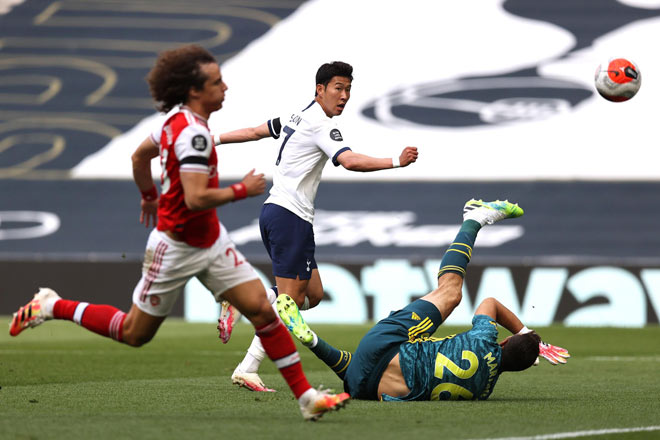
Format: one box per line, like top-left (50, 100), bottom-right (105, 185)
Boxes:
top-left (9, 44), bottom-right (349, 421)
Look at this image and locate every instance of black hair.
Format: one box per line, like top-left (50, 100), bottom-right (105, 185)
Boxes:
top-left (315, 61), bottom-right (353, 88)
top-left (147, 45), bottom-right (217, 112)
top-left (500, 332), bottom-right (541, 372)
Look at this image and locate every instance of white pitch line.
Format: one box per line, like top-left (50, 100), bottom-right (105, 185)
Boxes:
top-left (585, 356), bottom-right (660, 362)
top-left (467, 426), bottom-right (660, 440)
top-left (0, 349), bottom-right (247, 356)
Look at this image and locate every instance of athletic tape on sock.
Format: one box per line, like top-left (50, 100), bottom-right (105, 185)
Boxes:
top-left (273, 352), bottom-right (301, 369)
top-left (73, 302), bottom-right (89, 325)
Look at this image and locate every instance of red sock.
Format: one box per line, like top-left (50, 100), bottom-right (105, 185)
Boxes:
top-left (53, 299), bottom-right (126, 342)
top-left (256, 320), bottom-right (311, 399)
top-left (53, 299), bottom-right (79, 320)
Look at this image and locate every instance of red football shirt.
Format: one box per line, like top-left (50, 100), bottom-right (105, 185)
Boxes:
top-left (153, 108), bottom-right (219, 248)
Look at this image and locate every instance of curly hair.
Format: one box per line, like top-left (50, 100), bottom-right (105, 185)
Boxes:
top-left (147, 45), bottom-right (217, 112)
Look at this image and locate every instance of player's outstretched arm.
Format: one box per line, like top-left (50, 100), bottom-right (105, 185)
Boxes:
top-left (131, 136), bottom-right (160, 227)
top-left (474, 297), bottom-right (525, 335)
top-left (213, 122), bottom-right (271, 145)
top-left (336, 146), bottom-right (418, 172)
top-left (476, 297), bottom-right (570, 365)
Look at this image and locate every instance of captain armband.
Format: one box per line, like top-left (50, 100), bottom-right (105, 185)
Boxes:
top-left (268, 118), bottom-right (282, 139)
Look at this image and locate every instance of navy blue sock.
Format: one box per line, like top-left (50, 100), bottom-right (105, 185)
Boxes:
top-left (437, 219), bottom-right (481, 278)
top-left (310, 337), bottom-right (352, 381)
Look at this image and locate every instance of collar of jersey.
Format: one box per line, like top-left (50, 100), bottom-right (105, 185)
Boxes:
top-left (180, 105), bottom-right (208, 122)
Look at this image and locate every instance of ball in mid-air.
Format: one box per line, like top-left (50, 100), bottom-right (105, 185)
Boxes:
top-left (594, 58), bottom-right (641, 102)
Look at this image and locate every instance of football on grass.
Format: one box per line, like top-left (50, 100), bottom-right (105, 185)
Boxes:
top-left (594, 58), bottom-right (641, 102)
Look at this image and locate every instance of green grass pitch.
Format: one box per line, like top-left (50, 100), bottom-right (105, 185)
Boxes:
top-left (1, 319), bottom-right (659, 440)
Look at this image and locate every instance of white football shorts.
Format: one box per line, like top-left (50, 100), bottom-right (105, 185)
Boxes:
top-left (132, 222), bottom-right (259, 317)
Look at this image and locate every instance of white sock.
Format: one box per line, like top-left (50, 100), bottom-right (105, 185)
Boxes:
top-left (298, 387), bottom-right (318, 405)
top-left (43, 297), bottom-right (58, 318)
top-left (300, 296), bottom-right (310, 311)
top-left (266, 288), bottom-right (277, 304)
top-left (310, 332), bottom-right (319, 348)
top-left (238, 335), bottom-right (266, 373)
top-left (39, 288), bottom-right (60, 318)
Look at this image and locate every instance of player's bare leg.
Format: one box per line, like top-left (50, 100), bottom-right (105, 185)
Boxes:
top-left (121, 305), bottom-right (166, 347)
top-left (421, 274), bottom-right (463, 323)
top-left (276, 268), bottom-right (323, 309)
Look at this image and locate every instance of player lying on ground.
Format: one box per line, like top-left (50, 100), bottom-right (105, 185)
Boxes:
top-left (277, 199), bottom-right (570, 400)
top-left (212, 61), bottom-right (418, 392)
top-left (9, 44), bottom-right (348, 421)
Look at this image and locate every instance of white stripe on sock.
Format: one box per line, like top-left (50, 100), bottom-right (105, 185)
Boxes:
top-left (108, 311), bottom-right (125, 341)
top-left (73, 302), bottom-right (89, 325)
top-left (274, 352), bottom-right (300, 369)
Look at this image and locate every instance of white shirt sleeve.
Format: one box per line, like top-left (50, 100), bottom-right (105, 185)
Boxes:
top-left (150, 106), bottom-right (180, 145)
top-left (149, 120), bottom-right (163, 146)
top-left (313, 121), bottom-right (352, 166)
top-left (174, 125), bottom-right (213, 174)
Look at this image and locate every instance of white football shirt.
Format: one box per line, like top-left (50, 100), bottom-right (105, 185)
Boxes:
top-left (265, 100), bottom-right (351, 223)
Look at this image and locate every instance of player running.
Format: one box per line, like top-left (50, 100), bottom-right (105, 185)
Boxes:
top-left (9, 44), bottom-right (348, 421)
top-left (277, 199), bottom-right (569, 401)
top-left (213, 61), bottom-right (419, 391)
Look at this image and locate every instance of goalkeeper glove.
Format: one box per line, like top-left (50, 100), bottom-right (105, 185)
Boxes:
top-left (538, 342), bottom-right (570, 365)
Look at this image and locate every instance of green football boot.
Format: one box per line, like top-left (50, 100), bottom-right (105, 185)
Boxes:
top-left (463, 199), bottom-right (524, 225)
top-left (276, 294), bottom-right (314, 346)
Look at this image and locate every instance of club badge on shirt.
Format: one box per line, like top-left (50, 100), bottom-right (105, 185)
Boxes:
top-left (192, 135), bottom-right (208, 151)
top-left (329, 129), bottom-right (343, 141)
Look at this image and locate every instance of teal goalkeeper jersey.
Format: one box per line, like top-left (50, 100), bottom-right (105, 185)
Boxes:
top-left (383, 314), bottom-right (503, 401)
